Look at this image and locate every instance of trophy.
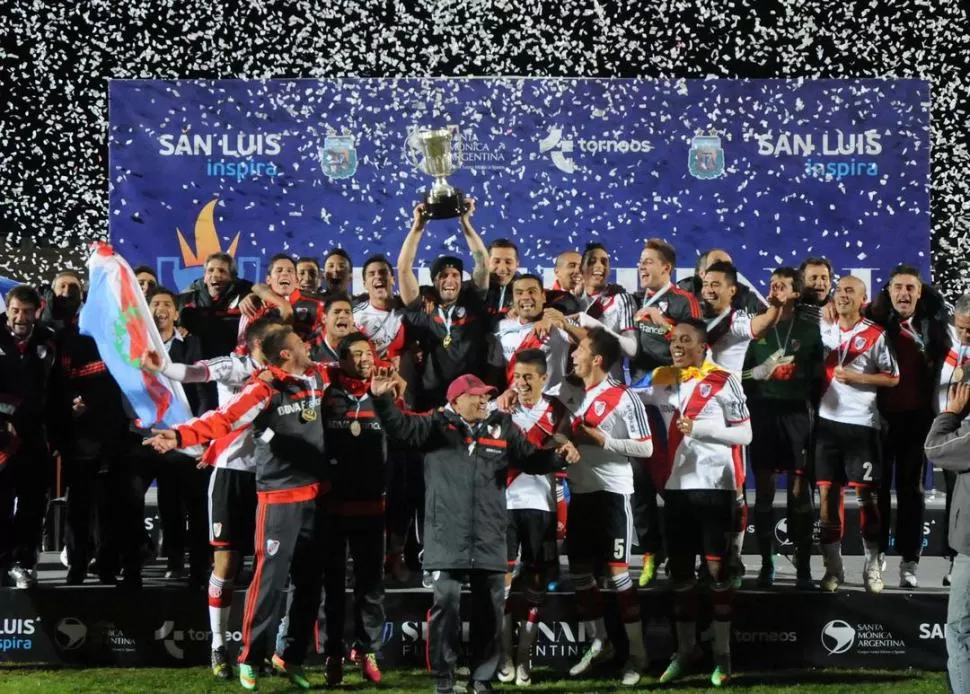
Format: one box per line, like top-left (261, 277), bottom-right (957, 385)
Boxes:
top-left (407, 127), bottom-right (467, 219)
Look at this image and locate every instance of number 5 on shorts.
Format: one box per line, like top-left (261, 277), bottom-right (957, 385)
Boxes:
top-left (613, 538), bottom-right (626, 560)
top-left (862, 461), bottom-right (873, 482)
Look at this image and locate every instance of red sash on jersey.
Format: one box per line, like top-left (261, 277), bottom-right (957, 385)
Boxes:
top-left (822, 322), bottom-right (883, 388)
top-left (507, 399), bottom-right (568, 486)
top-left (573, 384), bottom-right (627, 431)
top-left (505, 329), bottom-right (547, 386)
top-left (652, 370), bottom-right (731, 490)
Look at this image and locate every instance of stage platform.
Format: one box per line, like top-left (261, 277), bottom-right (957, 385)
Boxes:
top-left (0, 550), bottom-right (949, 672)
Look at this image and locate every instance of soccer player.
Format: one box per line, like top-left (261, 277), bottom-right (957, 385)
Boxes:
top-left (141, 317), bottom-right (283, 680)
top-left (313, 294), bottom-right (358, 363)
top-left (144, 327), bottom-right (334, 691)
top-left (551, 250), bottom-right (583, 296)
top-left (741, 267), bottom-right (822, 588)
top-left (319, 333), bottom-right (389, 686)
top-left (799, 256), bottom-right (834, 308)
top-left (816, 276), bottom-right (899, 593)
top-left (560, 328), bottom-right (654, 687)
top-left (676, 248), bottom-right (765, 315)
top-left (486, 238), bottom-right (520, 320)
top-left (297, 257), bottom-right (322, 294)
top-left (368, 371), bottom-right (579, 694)
top-left (494, 274), bottom-right (571, 389)
top-left (634, 319), bottom-right (752, 687)
top-left (353, 255), bottom-right (406, 368)
top-left (323, 248), bottom-right (353, 295)
top-left (240, 254), bottom-right (326, 354)
top-left (575, 243), bottom-right (637, 341)
top-left (497, 349), bottom-right (568, 687)
top-left (867, 265), bottom-right (950, 588)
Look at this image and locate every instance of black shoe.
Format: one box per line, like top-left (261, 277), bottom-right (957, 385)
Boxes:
top-left (470, 682), bottom-right (493, 693)
top-left (211, 646), bottom-right (232, 680)
top-left (65, 569), bottom-right (85, 586)
top-left (120, 571), bottom-right (142, 590)
top-left (97, 572), bottom-right (118, 586)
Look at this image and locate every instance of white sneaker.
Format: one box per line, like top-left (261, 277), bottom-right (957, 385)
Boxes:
top-left (620, 659), bottom-right (643, 687)
top-left (59, 547), bottom-right (70, 568)
top-left (899, 561), bottom-right (918, 589)
top-left (569, 640), bottom-right (614, 676)
top-left (820, 570), bottom-right (843, 593)
top-left (514, 663), bottom-right (532, 687)
top-left (8, 564), bottom-right (37, 589)
top-left (497, 655), bottom-right (515, 683)
top-left (864, 563), bottom-right (885, 594)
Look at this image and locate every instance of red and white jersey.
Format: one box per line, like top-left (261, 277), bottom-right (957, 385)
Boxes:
top-left (353, 300), bottom-right (406, 361)
top-left (937, 326), bottom-right (970, 414)
top-left (706, 309), bottom-right (754, 374)
top-left (580, 290), bottom-right (637, 335)
top-left (200, 353), bottom-right (259, 408)
top-left (819, 318), bottom-right (899, 429)
top-left (495, 317), bottom-right (571, 389)
top-left (553, 377), bottom-right (651, 495)
top-left (635, 367), bottom-right (749, 492)
top-left (507, 397), bottom-right (564, 512)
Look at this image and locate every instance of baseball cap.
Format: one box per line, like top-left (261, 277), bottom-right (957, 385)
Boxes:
top-left (431, 255), bottom-right (464, 281)
top-left (446, 374), bottom-right (497, 403)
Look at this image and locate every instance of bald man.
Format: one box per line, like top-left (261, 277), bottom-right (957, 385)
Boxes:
top-left (677, 248), bottom-right (765, 315)
top-left (552, 251), bottom-right (583, 296)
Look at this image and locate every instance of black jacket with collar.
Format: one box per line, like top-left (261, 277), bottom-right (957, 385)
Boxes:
top-left (0, 318), bottom-right (57, 451)
top-left (371, 394), bottom-right (564, 572)
top-left (177, 278), bottom-right (253, 360)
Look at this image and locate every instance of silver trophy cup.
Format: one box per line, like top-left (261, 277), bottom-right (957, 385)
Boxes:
top-left (409, 128), bottom-right (466, 219)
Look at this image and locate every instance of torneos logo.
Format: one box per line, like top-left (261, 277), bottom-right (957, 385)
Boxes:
top-left (154, 620), bottom-right (184, 659)
top-left (821, 620), bottom-right (856, 655)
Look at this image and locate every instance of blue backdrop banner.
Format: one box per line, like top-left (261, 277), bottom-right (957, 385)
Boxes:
top-left (108, 78), bottom-right (930, 297)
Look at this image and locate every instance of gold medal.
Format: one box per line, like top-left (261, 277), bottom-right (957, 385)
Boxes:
top-left (443, 335), bottom-right (453, 348)
top-left (350, 420), bottom-right (362, 437)
top-left (301, 407), bottom-right (317, 422)
top-left (955, 367), bottom-right (965, 383)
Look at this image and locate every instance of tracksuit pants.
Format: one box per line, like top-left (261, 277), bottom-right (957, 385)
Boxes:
top-left (238, 494), bottom-right (327, 666)
top-left (319, 511), bottom-right (387, 656)
top-left (879, 410), bottom-right (932, 563)
top-left (429, 570), bottom-right (504, 687)
top-left (0, 448), bottom-right (51, 571)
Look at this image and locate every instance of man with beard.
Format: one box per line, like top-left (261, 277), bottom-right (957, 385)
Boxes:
top-left (323, 249), bottom-right (353, 296)
top-left (561, 329), bottom-right (654, 687)
top-left (634, 320), bottom-right (752, 688)
top-left (145, 327), bottom-right (335, 691)
top-left (497, 350), bottom-right (569, 688)
top-left (179, 253), bottom-right (255, 403)
top-left (396, 200), bottom-right (490, 411)
top-left (318, 332), bottom-right (389, 687)
top-left (241, 254), bottom-right (326, 356)
top-left (368, 369), bottom-right (579, 694)
top-left (0, 286), bottom-right (57, 588)
top-left (494, 274), bottom-right (571, 390)
top-left (551, 251), bottom-right (583, 297)
top-left (799, 256), bottom-right (834, 310)
top-left (312, 295), bottom-right (358, 363)
top-left (676, 249), bottom-right (765, 316)
top-left (128, 288), bottom-right (210, 587)
top-left (864, 265), bottom-right (950, 588)
top-left (485, 238), bottom-right (520, 321)
top-left (41, 270), bottom-right (86, 329)
top-left (741, 267), bottom-right (822, 588)
top-left (816, 276), bottom-right (899, 593)
top-left (297, 257), bottom-right (322, 295)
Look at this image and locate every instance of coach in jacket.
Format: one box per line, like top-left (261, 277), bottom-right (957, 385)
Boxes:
top-left (925, 381), bottom-right (970, 694)
top-left (369, 371), bottom-right (579, 694)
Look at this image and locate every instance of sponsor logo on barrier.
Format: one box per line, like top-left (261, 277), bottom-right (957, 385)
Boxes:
top-left (399, 619), bottom-right (587, 659)
top-left (773, 518), bottom-right (822, 547)
top-left (735, 630), bottom-right (798, 644)
top-left (821, 619), bottom-right (905, 656)
top-left (538, 126), bottom-right (651, 174)
top-left (751, 130), bottom-right (883, 182)
top-left (154, 620), bottom-right (243, 659)
top-left (91, 621), bottom-right (136, 654)
top-left (919, 623), bottom-right (945, 640)
top-left (0, 617), bottom-right (38, 652)
top-left (55, 617), bottom-right (87, 651)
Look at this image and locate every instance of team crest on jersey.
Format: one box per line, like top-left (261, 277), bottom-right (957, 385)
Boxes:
top-left (593, 401), bottom-right (606, 417)
top-left (853, 336), bottom-right (868, 350)
top-left (212, 523), bottom-right (222, 538)
top-left (456, 306), bottom-right (466, 319)
top-left (487, 424), bottom-right (502, 439)
top-left (36, 345), bottom-right (48, 359)
top-left (657, 301), bottom-right (668, 313)
top-left (296, 306), bottom-right (309, 319)
top-left (790, 339), bottom-right (801, 351)
top-left (266, 539), bottom-right (280, 557)
top-left (699, 383), bottom-right (712, 398)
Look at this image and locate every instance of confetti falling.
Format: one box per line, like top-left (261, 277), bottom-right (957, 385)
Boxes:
top-left (0, 1), bottom-right (967, 296)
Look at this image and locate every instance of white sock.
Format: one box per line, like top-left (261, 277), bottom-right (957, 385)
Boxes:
top-left (712, 620), bottom-right (731, 658)
top-left (624, 620), bottom-right (647, 666)
top-left (863, 540), bottom-right (881, 568)
top-left (210, 605), bottom-right (226, 649)
top-left (675, 620), bottom-right (696, 656)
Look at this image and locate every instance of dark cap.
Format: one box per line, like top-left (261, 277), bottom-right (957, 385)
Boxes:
top-left (446, 374), bottom-right (497, 403)
top-left (431, 255), bottom-right (464, 281)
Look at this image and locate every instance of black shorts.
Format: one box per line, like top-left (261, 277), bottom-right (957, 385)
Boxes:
top-left (506, 509), bottom-right (557, 570)
top-left (663, 489), bottom-right (735, 563)
top-left (814, 418), bottom-right (882, 486)
top-left (565, 491), bottom-right (632, 567)
top-left (208, 467), bottom-right (257, 552)
top-left (748, 400), bottom-right (811, 474)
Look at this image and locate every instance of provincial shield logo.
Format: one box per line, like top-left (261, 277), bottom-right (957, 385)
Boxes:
top-left (320, 134), bottom-right (358, 180)
top-left (688, 130), bottom-right (725, 180)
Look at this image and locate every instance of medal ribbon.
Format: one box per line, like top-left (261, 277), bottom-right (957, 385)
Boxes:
top-left (437, 305), bottom-right (455, 343)
top-left (641, 282), bottom-right (672, 310)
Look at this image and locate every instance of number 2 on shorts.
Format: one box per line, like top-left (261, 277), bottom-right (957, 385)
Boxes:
top-left (862, 461), bottom-right (873, 482)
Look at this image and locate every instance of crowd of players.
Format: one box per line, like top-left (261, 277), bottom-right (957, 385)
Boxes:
top-left (0, 198), bottom-right (965, 692)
